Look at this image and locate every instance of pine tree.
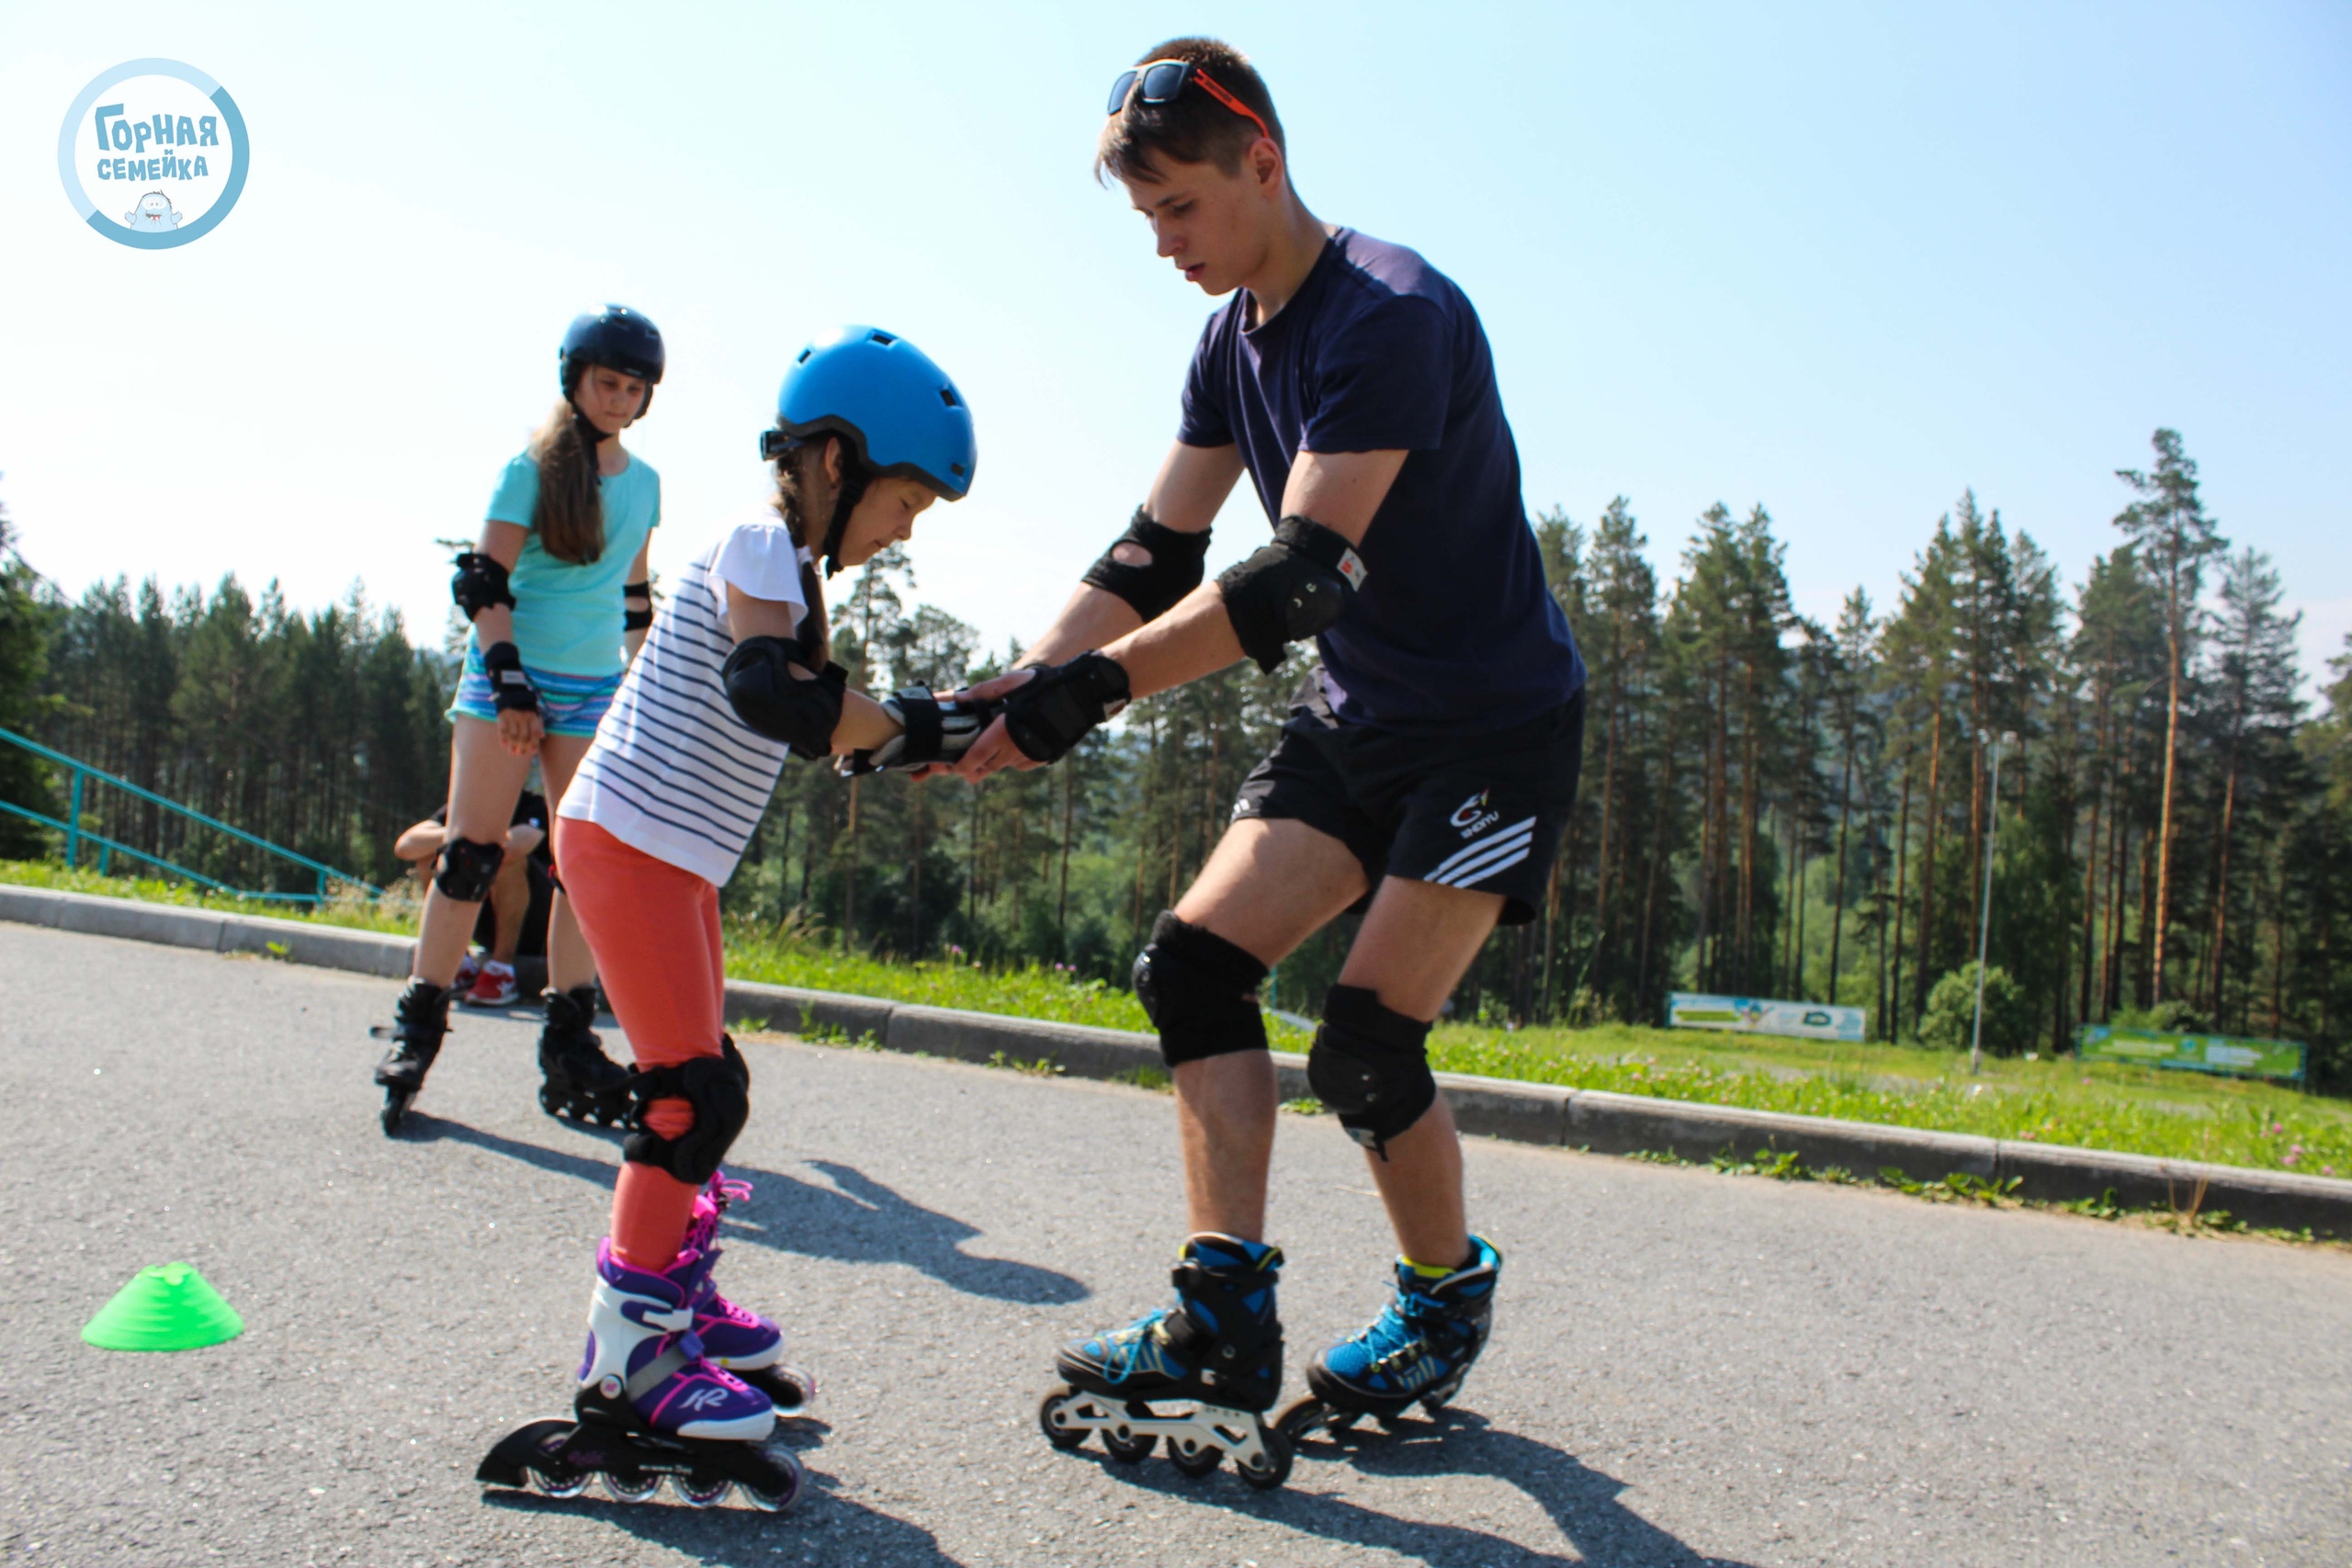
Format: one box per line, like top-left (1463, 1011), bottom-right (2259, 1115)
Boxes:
top-left (2113, 429), bottom-right (2226, 999)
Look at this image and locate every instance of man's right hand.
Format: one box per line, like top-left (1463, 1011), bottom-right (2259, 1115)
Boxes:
top-left (943, 668), bottom-right (1044, 781)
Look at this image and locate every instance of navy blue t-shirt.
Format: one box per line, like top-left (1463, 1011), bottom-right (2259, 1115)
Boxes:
top-left (1180, 229), bottom-right (1585, 734)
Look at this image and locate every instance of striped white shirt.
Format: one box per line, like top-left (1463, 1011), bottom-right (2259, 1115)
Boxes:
top-left (561, 513), bottom-right (807, 886)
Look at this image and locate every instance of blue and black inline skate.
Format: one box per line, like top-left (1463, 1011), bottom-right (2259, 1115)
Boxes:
top-left (1275, 1235), bottom-right (1502, 1444)
top-left (1037, 1233), bottom-right (1293, 1490)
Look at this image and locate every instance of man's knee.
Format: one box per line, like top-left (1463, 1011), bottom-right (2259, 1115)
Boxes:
top-left (1306, 984), bottom-right (1436, 1158)
top-left (1133, 910), bottom-right (1268, 1067)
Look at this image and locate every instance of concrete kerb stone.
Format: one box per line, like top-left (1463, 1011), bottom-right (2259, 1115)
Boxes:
top-left (1567, 1089), bottom-right (2004, 1181)
top-left (722, 980), bottom-right (894, 1044)
top-left (217, 911), bottom-right (413, 978)
top-left (7, 882), bottom-right (2350, 1235)
top-left (1990, 1139), bottom-right (2348, 1234)
top-left (50, 888), bottom-right (229, 953)
top-left (0, 885), bottom-right (67, 929)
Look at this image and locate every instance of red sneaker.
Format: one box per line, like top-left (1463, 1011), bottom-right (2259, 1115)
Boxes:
top-left (454, 951), bottom-right (482, 990)
top-left (462, 960), bottom-right (518, 1008)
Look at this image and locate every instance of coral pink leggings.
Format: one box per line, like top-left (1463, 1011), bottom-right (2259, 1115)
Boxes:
top-left (556, 818), bottom-right (726, 1271)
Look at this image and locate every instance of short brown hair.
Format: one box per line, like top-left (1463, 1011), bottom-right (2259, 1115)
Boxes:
top-left (1095, 37), bottom-right (1284, 185)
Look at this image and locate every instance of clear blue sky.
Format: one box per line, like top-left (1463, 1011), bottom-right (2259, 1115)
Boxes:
top-left (5, 2), bottom-right (2346, 685)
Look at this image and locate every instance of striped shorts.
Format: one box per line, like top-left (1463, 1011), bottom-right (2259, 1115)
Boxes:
top-left (448, 647), bottom-right (625, 739)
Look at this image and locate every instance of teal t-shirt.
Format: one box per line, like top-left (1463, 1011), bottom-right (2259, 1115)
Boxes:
top-left (481, 450), bottom-right (661, 675)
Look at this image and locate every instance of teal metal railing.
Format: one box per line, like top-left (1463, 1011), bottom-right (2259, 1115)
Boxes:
top-left (0, 725), bottom-right (381, 905)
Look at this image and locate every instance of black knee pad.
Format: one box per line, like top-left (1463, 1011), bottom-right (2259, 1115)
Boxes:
top-left (622, 1034), bottom-right (751, 1186)
top-left (1132, 910), bottom-right (1268, 1067)
top-left (1307, 985), bottom-right (1436, 1158)
top-left (434, 836), bottom-right (505, 901)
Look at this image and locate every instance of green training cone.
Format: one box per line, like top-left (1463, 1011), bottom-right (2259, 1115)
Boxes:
top-left (82, 1262), bottom-right (244, 1352)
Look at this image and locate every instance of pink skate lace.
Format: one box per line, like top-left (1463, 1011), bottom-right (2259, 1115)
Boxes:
top-left (684, 1172), bottom-right (766, 1327)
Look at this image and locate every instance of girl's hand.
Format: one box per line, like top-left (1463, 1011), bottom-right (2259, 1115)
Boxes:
top-left (499, 706), bottom-right (544, 755)
top-left (947, 669), bottom-right (1044, 780)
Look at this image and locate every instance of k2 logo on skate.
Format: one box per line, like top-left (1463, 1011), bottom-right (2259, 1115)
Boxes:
top-left (676, 1385), bottom-right (733, 1414)
top-left (1449, 789), bottom-right (1498, 838)
top-left (57, 59), bottom-right (250, 249)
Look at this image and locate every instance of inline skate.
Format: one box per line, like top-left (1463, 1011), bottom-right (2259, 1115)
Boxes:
top-left (1275, 1235), bottom-right (1501, 1445)
top-left (536, 986), bottom-right (630, 1125)
top-left (370, 977), bottom-right (453, 1135)
top-left (478, 1238), bottom-right (803, 1510)
top-left (1037, 1233), bottom-right (1292, 1490)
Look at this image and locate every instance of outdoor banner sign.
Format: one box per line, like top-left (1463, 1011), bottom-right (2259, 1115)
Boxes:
top-left (1668, 993), bottom-right (1866, 1043)
top-left (2075, 1024), bottom-right (2306, 1083)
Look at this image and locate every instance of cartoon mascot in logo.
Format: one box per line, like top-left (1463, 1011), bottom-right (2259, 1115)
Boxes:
top-left (124, 191), bottom-right (183, 231)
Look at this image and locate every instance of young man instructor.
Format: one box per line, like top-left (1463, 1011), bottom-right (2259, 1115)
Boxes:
top-left (958, 37), bottom-right (1587, 1481)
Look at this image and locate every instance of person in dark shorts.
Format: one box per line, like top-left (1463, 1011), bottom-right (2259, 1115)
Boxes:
top-left (392, 789), bottom-right (554, 1005)
top-left (955, 37), bottom-right (1586, 1483)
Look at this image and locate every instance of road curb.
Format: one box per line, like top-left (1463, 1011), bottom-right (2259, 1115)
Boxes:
top-left (7, 882), bottom-right (2347, 1236)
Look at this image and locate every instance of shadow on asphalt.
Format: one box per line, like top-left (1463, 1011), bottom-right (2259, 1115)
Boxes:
top-left (483, 1472), bottom-right (968, 1565)
top-left (402, 1113), bottom-right (1089, 1305)
top-left (1085, 1408), bottom-right (1761, 1568)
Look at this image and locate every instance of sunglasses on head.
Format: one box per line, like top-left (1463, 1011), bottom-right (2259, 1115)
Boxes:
top-left (1105, 60), bottom-right (1273, 145)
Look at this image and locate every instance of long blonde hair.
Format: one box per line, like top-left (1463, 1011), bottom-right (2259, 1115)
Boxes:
top-left (526, 401), bottom-right (607, 564)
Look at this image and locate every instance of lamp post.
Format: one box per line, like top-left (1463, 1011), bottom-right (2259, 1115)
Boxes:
top-left (1969, 730), bottom-right (2018, 1077)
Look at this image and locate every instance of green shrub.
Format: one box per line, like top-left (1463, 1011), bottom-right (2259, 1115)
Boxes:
top-left (1919, 963), bottom-right (2033, 1055)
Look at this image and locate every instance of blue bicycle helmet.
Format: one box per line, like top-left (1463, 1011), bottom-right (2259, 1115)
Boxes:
top-left (561, 304), bottom-right (665, 415)
top-left (762, 325), bottom-right (976, 502)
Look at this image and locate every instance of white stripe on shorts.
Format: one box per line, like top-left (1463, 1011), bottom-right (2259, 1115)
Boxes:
top-left (1429, 816), bottom-right (1536, 881)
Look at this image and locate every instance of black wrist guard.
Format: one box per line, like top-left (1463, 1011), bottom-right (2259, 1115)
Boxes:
top-left (1081, 507), bottom-right (1210, 623)
top-left (840, 687), bottom-right (1002, 776)
top-left (1216, 515), bottom-right (1367, 673)
top-left (481, 640), bottom-right (539, 715)
top-left (622, 579), bottom-right (653, 632)
top-left (452, 551), bottom-right (515, 622)
top-left (1001, 652), bottom-right (1130, 764)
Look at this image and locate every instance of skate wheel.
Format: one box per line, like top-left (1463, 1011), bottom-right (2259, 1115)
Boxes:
top-left (740, 1448), bottom-right (804, 1513)
top-left (1102, 1423), bottom-right (1157, 1464)
top-left (380, 1092), bottom-right (412, 1136)
top-left (676, 1473), bottom-right (732, 1508)
top-left (1167, 1434), bottom-right (1223, 1477)
top-left (1037, 1385), bottom-right (1089, 1451)
top-left (1273, 1394), bottom-right (1354, 1444)
top-left (741, 1363), bottom-right (817, 1416)
top-left (526, 1463), bottom-right (589, 1499)
top-left (537, 1085), bottom-right (559, 1117)
top-left (1237, 1425), bottom-right (1294, 1492)
top-left (602, 1468), bottom-right (662, 1504)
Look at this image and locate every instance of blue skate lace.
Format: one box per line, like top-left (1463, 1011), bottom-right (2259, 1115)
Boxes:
top-left (1079, 1307), bottom-right (1183, 1383)
top-left (1324, 1256), bottom-right (1492, 1392)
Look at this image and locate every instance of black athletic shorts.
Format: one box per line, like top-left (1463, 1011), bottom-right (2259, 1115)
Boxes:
top-left (1233, 682), bottom-right (1587, 926)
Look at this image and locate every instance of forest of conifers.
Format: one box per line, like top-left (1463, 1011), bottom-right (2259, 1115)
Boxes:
top-left (5, 427), bottom-right (2349, 1083)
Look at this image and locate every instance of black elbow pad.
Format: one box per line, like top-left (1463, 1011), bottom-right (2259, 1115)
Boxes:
top-left (452, 552), bottom-right (515, 621)
top-left (1082, 508), bottom-right (1210, 622)
top-left (1215, 515), bottom-right (1368, 673)
top-left (622, 579), bottom-right (653, 632)
top-left (721, 637), bottom-right (845, 757)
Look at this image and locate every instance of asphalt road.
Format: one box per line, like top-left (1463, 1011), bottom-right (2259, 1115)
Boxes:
top-left (2, 921), bottom-right (2348, 1567)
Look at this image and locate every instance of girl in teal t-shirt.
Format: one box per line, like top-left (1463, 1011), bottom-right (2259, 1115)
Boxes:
top-left (372, 304), bottom-right (665, 1134)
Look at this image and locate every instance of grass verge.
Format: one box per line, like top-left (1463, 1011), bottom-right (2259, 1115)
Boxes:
top-left (9, 860), bottom-right (2346, 1178)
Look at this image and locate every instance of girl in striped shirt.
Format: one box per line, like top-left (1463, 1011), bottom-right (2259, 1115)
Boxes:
top-left (524, 328), bottom-right (989, 1482)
